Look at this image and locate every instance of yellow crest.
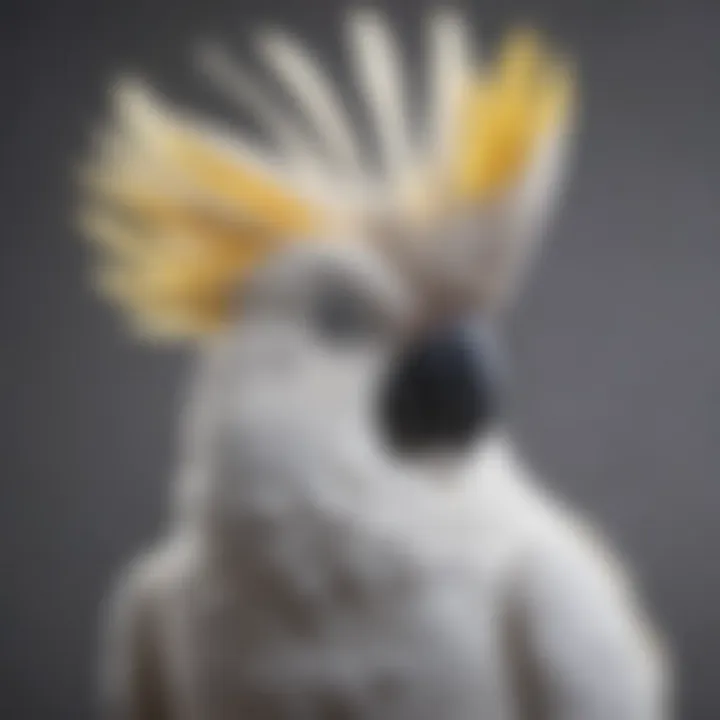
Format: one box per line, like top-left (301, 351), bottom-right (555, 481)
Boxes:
top-left (451, 30), bottom-right (574, 203)
top-left (78, 13), bottom-right (575, 340)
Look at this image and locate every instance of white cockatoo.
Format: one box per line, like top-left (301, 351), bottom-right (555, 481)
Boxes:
top-left (79, 9), bottom-right (671, 720)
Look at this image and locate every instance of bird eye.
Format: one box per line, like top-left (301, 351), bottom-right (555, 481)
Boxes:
top-left (312, 284), bottom-right (380, 343)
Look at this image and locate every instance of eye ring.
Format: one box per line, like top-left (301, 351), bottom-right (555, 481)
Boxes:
top-left (312, 284), bottom-right (383, 344)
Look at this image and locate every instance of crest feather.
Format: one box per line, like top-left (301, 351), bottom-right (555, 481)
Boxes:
top-left (79, 80), bottom-right (338, 338)
top-left (255, 30), bottom-right (363, 176)
top-left (450, 29), bottom-right (575, 203)
top-left (78, 15), bottom-right (576, 340)
top-left (346, 9), bottom-right (410, 181)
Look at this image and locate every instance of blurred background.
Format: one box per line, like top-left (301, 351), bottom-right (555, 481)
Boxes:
top-left (1, 0), bottom-right (718, 717)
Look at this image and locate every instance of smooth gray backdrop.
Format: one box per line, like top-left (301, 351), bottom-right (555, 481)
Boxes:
top-left (1, 0), bottom-right (718, 718)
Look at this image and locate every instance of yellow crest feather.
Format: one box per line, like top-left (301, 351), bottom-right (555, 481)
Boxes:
top-left (450, 29), bottom-right (575, 203)
top-left (79, 81), bottom-right (338, 339)
top-left (78, 21), bottom-right (576, 341)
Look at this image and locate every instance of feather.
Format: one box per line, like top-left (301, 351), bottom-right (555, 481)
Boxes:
top-left (78, 13), bottom-right (576, 339)
top-left (195, 42), bottom-right (334, 192)
top-left (79, 80), bottom-right (339, 339)
top-left (255, 30), bottom-right (363, 177)
top-left (346, 9), bottom-right (410, 182)
top-left (449, 29), bottom-right (575, 203)
top-left (426, 9), bottom-right (474, 165)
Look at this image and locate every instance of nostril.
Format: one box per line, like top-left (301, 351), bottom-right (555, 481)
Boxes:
top-left (379, 320), bottom-right (504, 454)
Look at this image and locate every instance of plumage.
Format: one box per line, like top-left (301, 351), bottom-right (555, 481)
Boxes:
top-left (78, 14), bottom-right (575, 338)
top-left (196, 42), bottom-right (330, 181)
top-left (81, 10), bottom-right (669, 720)
top-left (255, 29), bottom-right (364, 177)
top-left (346, 9), bottom-right (411, 181)
top-left (425, 10), bottom-right (474, 170)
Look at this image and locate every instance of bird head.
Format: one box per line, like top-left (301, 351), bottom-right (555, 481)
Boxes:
top-left (78, 10), bottom-right (576, 463)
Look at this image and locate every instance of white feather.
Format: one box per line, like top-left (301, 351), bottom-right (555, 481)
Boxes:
top-left (255, 30), bottom-right (363, 179)
top-left (426, 10), bottom-right (474, 164)
top-left (196, 42), bottom-right (327, 182)
top-left (346, 9), bottom-right (410, 181)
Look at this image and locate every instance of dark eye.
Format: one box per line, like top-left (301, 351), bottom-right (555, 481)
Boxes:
top-left (312, 284), bottom-right (381, 343)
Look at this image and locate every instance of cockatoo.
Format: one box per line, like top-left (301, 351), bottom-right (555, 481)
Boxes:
top-left (79, 9), bottom-right (671, 720)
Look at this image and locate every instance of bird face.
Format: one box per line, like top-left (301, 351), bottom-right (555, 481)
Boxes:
top-left (207, 236), bottom-right (505, 462)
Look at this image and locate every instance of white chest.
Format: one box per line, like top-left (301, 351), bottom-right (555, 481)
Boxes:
top-left (168, 434), bottom-right (533, 719)
top-left (170, 509), bottom-right (525, 718)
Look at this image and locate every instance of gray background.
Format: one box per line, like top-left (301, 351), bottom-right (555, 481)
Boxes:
top-left (1, 0), bottom-right (718, 717)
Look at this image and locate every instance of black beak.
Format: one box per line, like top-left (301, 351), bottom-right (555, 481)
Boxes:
top-left (379, 318), bottom-right (505, 454)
